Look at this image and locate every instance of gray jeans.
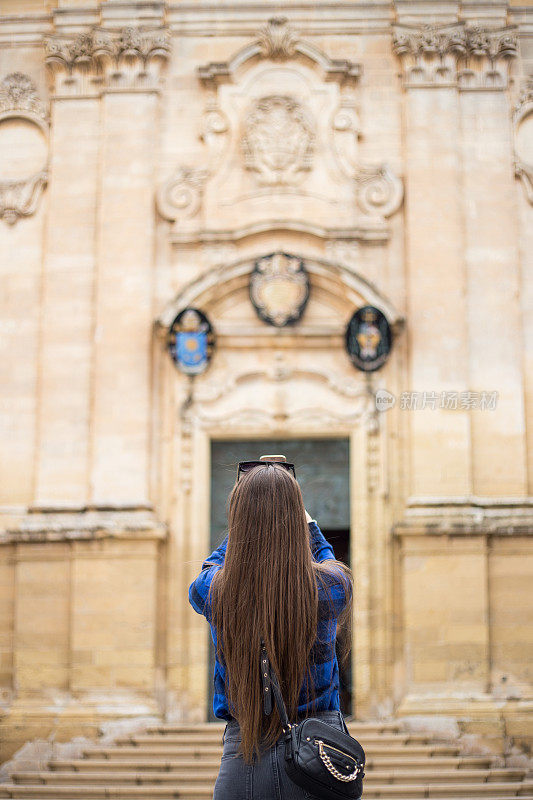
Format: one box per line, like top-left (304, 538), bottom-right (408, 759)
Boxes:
top-left (213, 709), bottom-right (347, 800)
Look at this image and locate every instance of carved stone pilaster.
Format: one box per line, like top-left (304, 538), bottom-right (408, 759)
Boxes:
top-left (0, 73), bottom-right (49, 225)
top-left (43, 25), bottom-right (171, 97)
top-left (513, 78), bottom-right (533, 204)
top-left (392, 23), bottom-right (518, 90)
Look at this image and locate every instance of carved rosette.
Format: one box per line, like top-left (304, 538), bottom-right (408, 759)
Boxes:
top-left (43, 25), bottom-right (171, 95)
top-left (513, 78), bottom-right (533, 205)
top-left (355, 164), bottom-right (404, 220)
top-left (241, 95), bottom-right (315, 186)
top-left (0, 73), bottom-right (49, 225)
top-left (392, 23), bottom-right (518, 89)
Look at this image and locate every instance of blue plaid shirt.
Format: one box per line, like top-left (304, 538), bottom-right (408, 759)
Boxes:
top-left (188, 521), bottom-right (352, 721)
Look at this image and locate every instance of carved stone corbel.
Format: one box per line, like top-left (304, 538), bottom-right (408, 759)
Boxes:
top-left (0, 73), bottom-right (49, 225)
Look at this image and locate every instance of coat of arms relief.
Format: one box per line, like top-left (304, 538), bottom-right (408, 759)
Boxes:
top-left (156, 17), bottom-right (404, 245)
top-left (241, 95), bottom-right (315, 186)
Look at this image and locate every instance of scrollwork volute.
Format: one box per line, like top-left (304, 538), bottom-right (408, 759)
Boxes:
top-left (156, 167), bottom-right (209, 233)
top-left (0, 72), bottom-right (49, 225)
top-left (355, 164), bottom-right (404, 220)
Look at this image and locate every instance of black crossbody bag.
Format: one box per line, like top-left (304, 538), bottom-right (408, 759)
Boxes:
top-left (260, 638), bottom-right (366, 800)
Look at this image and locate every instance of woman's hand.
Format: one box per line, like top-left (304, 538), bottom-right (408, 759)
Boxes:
top-left (305, 508), bottom-right (312, 523)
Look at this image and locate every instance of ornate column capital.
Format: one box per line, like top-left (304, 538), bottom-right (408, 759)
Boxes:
top-left (392, 22), bottom-right (518, 90)
top-left (43, 25), bottom-right (171, 97)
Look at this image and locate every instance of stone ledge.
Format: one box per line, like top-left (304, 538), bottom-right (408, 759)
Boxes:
top-left (392, 497), bottom-right (533, 537)
top-left (0, 506), bottom-right (167, 545)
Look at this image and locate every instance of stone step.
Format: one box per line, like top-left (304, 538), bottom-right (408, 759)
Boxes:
top-left (145, 720), bottom-right (404, 735)
top-left (113, 731), bottom-right (432, 746)
top-left (0, 781), bottom-right (531, 798)
top-left (80, 742), bottom-right (463, 758)
top-left (46, 755), bottom-right (498, 771)
top-left (9, 768), bottom-right (528, 785)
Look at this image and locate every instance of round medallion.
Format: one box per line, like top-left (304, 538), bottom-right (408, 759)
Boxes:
top-left (345, 305), bottom-right (392, 372)
top-left (250, 251), bottom-right (310, 327)
top-left (167, 307), bottom-right (215, 375)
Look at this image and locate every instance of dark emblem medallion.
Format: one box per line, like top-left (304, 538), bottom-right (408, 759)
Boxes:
top-left (250, 251), bottom-right (310, 327)
top-left (345, 305), bottom-right (391, 372)
top-left (167, 307), bottom-right (215, 375)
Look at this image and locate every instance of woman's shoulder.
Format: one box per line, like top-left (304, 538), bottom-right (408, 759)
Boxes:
top-left (315, 562), bottom-right (353, 604)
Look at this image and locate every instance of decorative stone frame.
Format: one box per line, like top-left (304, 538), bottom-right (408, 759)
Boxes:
top-left (0, 72), bottom-right (49, 225)
top-left (155, 254), bottom-right (405, 719)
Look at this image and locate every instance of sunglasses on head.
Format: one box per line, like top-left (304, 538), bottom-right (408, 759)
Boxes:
top-left (237, 460), bottom-right (296, 481)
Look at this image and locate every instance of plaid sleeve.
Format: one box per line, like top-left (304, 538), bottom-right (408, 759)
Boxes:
top-left (308, 520), bottom-right (336, 562)
top-left (188, 533), bottom-right (229, 620)
top-left (329, 568), bottom-right (353, 617)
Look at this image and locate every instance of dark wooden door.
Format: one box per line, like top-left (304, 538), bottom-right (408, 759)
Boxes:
top-left (208, 438), bottom-right (352, 719)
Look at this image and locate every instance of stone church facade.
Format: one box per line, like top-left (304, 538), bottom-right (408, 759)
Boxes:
top-left (0, 0), bottom-right (532, 762)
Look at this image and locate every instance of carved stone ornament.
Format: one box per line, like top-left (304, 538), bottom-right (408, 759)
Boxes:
top-left (331, 94), bottom-right (361, 178)
top-left (355, 163), bottom-right (404, 220)
top-left (257, 16), bottom-right (298, 60)
top-left (392, 22), bottom-right (518, 89)
top-left (514, 78), bottom-right (533, 204)
top-left (44, 25), bottom-right (171, 95)
top-left (198, 17), bottom-right (361, 88)
top-left (241, 95), bottom-right (315, 186)
top-left (156, 167), bottom-right (209, 226)
top-left (0, 73), bottom-right (49, 225)
top-left (249, 251), bottom-right (310, 327)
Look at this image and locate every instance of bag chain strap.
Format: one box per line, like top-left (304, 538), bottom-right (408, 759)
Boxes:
top-left (316, 740), bottom-right (360, 781)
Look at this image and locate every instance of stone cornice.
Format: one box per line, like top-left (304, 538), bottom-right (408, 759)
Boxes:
top-left (392, 21), bottom-right (519, 89)
top-left (392, 497), bottom-right (533, 536)
top-left (43, 25), bottom-right (171, 96)
top-left (1, 5), bottom-right (532, 43)
top-left (0, 506), bottom-right (168, 544)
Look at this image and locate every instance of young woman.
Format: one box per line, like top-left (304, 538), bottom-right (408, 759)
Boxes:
top-left (188, 461), bottom-right (354, 799)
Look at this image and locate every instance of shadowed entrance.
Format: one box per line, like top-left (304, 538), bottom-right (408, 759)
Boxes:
top-left (208, 437), bottom-right (352, 721)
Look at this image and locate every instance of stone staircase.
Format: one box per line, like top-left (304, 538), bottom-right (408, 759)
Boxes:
top-left (1, 719), bottom-right (532, 799)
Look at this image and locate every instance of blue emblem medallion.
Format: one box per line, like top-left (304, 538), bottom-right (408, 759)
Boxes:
top-left (167, 308), bottom-right (215, 375)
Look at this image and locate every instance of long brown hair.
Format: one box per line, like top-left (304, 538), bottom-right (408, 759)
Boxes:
top-left (207, 462), bottom-right (353, 765)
